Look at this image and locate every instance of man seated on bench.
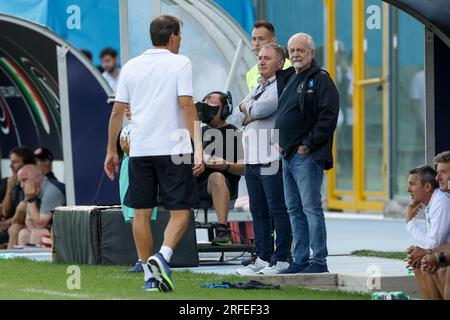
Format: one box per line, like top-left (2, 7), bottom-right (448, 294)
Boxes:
top-left (195, 91), bottom-right (244, 245)
top-left (16, 165), bottom-right (65, 245)
top-left (1, 147), bottom-right (36, 246)
top-left (405, 160), bottom-right (450, 299)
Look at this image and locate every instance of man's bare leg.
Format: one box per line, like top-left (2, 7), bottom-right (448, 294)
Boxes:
top-left (30, 229), bottom-right (50, 244)
top-left (7, 223), bottom-right (25, 249)
top-left (444, 267), bottom-right (450, 300)
top-left (162, 210), bottom-right (190, 249)
top-left (432, 268), bottom-right (448, 299)
top-left (414, 267), bottom-right (443, 299)
top-left (132, 209), bottom-right (154, 262)
top-left (17, 228), bottom-right (31, 246)
top-left (207, 173), bottom-right (230, 225)
top-left (12, 202), bottom-right (27, 225)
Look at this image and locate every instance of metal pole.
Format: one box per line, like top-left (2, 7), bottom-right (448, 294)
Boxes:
top-left (57, 45), bottom-right (76, 206)
top-left (119, 0), bottom-right (130, 64)
top-left (382, 3), bottom-right (390, 201)
top-left (224, 39), bottom-right (244, 92)
top-left (353, 0), bottom-right (365, 210)
top-left (425, 28), bottom-right (435, 164)
top-left (323, 0), bottom-right (337, 209)
top-left (152, 0), bottom-right (161, 19)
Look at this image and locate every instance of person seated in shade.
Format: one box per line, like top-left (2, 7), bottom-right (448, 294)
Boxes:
top-left (34, 147), bottom-right (59, 181)
top-left (16, 165), bottom-right (65, 245)
top-left (0, 147), bottom-right (36, 245)
top-left (196, 91), bottom-right (245, 245)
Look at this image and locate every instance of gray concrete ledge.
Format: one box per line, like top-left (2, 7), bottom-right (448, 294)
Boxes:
top-left (244, 273), bottom-right (421, 299)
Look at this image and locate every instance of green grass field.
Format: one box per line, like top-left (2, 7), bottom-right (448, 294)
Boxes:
top-left (0, 259), bottom-right (370, 300)
top-left (351, 250), bottom-right (407, 260)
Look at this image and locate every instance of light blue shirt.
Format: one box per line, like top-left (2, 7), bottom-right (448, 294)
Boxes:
top-left (242, 76), bottom-right (280, 165)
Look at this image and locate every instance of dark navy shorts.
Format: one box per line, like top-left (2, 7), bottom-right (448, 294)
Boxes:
top-left (125, 155), bottom-right (197, 210)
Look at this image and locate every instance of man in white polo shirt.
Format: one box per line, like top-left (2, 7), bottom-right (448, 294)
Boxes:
top-left (104, 15), bottom-right (203, 293)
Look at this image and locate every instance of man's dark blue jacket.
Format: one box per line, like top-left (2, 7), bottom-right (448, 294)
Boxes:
top-left (275, 60), bottom-right (340, 170)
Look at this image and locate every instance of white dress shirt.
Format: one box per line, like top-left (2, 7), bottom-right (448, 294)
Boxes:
top-left (406, 189), bottom-right (450, 249)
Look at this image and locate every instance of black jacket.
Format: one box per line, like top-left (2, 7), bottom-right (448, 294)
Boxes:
top-left (275, 60), bottom-right (339, 170)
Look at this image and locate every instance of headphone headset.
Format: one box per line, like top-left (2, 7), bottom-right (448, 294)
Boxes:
top-left (202, 91), bottom-right (233, 120)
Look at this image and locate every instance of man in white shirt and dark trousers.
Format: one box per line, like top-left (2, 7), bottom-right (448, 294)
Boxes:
top-left (236, 44), bottom-right (292, 275)
top-left (405, 164), bottom-right (450, 299)
top-left (104, 15), bottom-right (203, 293)
top-left (100, 48), bottom-right (121, 93)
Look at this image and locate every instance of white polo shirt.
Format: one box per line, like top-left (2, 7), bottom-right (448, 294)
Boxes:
top-left (406, 189), bottom-right (450, 249)
top-left (115, 49), bottom-right (193, 157)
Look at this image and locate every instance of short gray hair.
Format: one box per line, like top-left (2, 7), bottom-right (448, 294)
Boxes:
top-left (260, 43), bottom-right (286, 61)
top-left (288, 33), bottom-right (316, 51)
top-left (409, 165), bottom-right (439, 189)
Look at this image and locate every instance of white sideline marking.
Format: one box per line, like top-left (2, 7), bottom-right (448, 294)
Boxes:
top-left (21, 288), bottom-right (90, 298)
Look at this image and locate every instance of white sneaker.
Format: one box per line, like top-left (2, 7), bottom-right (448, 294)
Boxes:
top-left (258, 261), bottom-right (290, 275)
top-left (236, 257), bottom-right (268, 275)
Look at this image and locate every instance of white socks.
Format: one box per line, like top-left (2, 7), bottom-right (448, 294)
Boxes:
top-left (159, 246), bottom-right (173, 263)
top-left (143, 262), bottom-right (153, 281)
top-left (142, 246), bottom-right (173, 281)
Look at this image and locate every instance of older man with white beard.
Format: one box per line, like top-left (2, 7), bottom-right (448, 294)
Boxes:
top-left (274, 33), bottom-right (339, 274)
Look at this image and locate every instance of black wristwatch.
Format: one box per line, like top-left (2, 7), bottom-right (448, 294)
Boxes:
top-left (26, 197), bottom-right (38, 203)
top-left (436, 252), bottom-right (448, 267)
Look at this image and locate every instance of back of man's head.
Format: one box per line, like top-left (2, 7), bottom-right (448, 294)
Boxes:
top-left (150, 15), bottom-right (182, 46)
top-left (81, 49), bottom-right (93, 61)
top-left (409, 165), bottom-right (439, 189)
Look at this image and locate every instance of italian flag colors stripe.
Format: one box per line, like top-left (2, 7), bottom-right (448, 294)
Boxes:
top-left (0, 57), bottom-right (50, 133)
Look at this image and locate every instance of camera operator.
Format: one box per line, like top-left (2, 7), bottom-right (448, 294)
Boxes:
top-left (195, 92), bottom-right (244, 245)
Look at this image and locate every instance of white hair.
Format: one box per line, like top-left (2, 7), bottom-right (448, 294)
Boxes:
top-left (288, 33), bottom-right (316, 50)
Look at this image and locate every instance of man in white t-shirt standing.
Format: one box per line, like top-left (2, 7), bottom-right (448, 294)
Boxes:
top-left (104, 15), bottom-right (203, 293)
top-left (100, 48), bottom-right (121, 93)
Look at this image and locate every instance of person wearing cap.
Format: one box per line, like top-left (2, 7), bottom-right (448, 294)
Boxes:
top-left (34, 148), bottom-right (57, 181)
